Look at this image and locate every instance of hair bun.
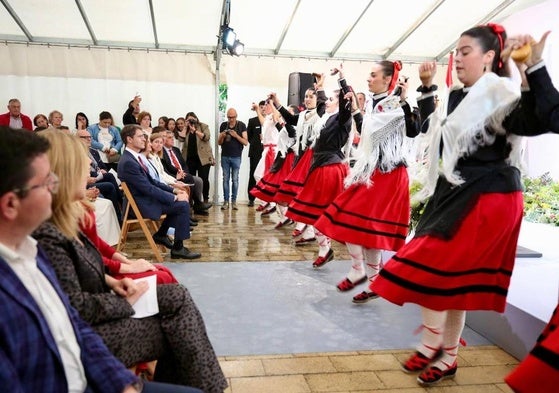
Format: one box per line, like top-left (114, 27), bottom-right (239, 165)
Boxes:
top-left (511, 43), bottom-right (531, 63)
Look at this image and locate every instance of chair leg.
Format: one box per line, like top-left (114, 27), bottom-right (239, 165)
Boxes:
top-left (117, 223), bottom-right (130, 252)
top-left (138, 220), bottom-right (164, 263)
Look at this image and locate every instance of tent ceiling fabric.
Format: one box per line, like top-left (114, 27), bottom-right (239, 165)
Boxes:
top-left (0, 0), bottom-right (548, 62)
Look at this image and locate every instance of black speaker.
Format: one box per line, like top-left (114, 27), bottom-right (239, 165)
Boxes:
top-left (288, 72), bottom-right (315, 108)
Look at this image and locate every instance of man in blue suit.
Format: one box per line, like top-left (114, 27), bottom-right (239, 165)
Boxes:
top-left (0, 126), bottom-right (201, 393)
top-left (117, 124), bottom-right (200, 259)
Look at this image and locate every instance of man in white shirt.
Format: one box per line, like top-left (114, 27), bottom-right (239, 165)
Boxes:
top-left (0, 126), bottom-right (201, 393)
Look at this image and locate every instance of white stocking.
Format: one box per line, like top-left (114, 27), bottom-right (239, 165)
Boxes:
top-left (301, 224), bottom-right (315, 240)
top-left (277, 205), bottom-right (287, 221)
top-left (432, 310), bottom-right (466, 370)
top-left (417, 307), bottom-right (446, 358)
top-left (363, 248), bottom-right (382, 283)
top-left (346, 243), bottom-right (366, 282)
top-left (294, 221), bottom-right (306, 231)
top-left (314, 227), bottom-right (331, 257)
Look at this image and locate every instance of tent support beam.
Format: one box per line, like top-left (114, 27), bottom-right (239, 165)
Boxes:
top-left (330, 0), bottom-right (376, 58)
top-left (75, 0), bottom-right (97, 45)
top-left (0, 0), bottom-right (33, 41)
top-left (274, 0), bottom-right (301, 55)
top-left (148, 0), bottom-right (159, 49)
top-left (384, 0), bottom-right (447, 59)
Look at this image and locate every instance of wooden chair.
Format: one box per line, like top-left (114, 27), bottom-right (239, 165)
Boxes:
top-left (117, 182), bottom-right (166, 262)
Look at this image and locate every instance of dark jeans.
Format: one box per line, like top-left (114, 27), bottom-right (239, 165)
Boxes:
top-left (187, 157), bottom-right (211, 202)
top-left (248, 154), bottom-right (261, 202)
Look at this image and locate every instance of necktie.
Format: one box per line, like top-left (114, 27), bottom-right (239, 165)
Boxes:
top-left (137, 156), bottom-right (149, 173)
top-left (168, 148), bottom-right (182, 171)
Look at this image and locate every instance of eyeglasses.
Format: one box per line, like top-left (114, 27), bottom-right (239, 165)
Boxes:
top-left (227, 116), bottom-right (237, 119)
top-left (79, 136), bottom-right (92, 140)
top-left (12, 172), bottom-right (60, 198)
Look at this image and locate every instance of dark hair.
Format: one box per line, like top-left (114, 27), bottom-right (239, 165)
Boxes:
top-left (158, 116), bottom-right (168, 124)
top-left (165, 117), bottom-right (175, 129)
top-left (258, 100), bottom-right (266, 106)
top-left (121, 124), bottom-right (141, 146)
top-left (287, 105), bottom-right (300, 115)
top-left (185, 111), bottom-right (198, 120)
top-left (74, 112), bottom-right (89, 129)
top-left (461, 25), bottom-right (509, 77)
top-left (33, 113), bottom-right (48, 128)
top-left (99, 111), bottom-right (112, 122)
top-left (152, 126), bottom-right (166, 133)
top-left (0, 126), bottom-right (50, 197)
top-left (376, 60), bottom-right (397, 78)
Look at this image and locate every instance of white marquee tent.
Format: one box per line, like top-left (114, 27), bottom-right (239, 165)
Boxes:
top-left (1, 0), bottom-right (558, 202)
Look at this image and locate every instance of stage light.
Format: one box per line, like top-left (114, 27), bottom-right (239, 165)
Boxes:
top-left (230, 40), bottom-right (244, 56)
top-left (221, 24), bottom-right (244, 56)
top-left (222, 26), bottom-right (236, 48)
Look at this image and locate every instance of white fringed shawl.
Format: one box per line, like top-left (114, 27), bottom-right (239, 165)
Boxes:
top-left (293, 109), bottom-right (320, 155)
top-left (413, 72), bottom-right (521, 203)
top-left (344, 95), bottom-right (405, 188)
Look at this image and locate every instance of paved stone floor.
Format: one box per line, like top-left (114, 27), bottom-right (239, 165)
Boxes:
top-left (120, 203), bottom-right (519, 392)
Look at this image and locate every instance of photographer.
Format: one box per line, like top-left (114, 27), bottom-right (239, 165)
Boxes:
top-left (181, 112), bottom-right (215, 204)
top-left (218, 108), bottom-right (248, 209)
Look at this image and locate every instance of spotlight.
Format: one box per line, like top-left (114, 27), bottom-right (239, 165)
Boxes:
top-left (222, 26), bottom-right (236, 48)
top-left (230, 40), bottom-right (244, 56)
top-left (221, 24), bottom-right (244, 56)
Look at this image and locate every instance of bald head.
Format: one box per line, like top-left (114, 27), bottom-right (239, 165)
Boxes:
top-left (76, 129), bottom-right (92, 147)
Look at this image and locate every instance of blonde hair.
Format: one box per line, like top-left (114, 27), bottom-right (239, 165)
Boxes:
top-left (150, 132), bottom-right (165, 158)
top-left (39, 130), bottom-right (89, 238)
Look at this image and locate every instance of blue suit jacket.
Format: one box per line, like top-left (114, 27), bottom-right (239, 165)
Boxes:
top-left (0, 248), bottom-right (137, 393)
top-left (117, 150), bottom-right (176, 220)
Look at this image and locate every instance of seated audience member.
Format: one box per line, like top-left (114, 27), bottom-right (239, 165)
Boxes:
top-left (123, 95), bottom-right (141, 125)
top-left (0, 126), bottom-right (203, 393)
top-left (160, 130), bottom-right (211, 215)
top-left (48, 110), bottom-right (64, 129)
top-left (166, 117), bottom-right (176, 133)
top-left (0, 98), bottom-right (33, 130)
top-left (138, 111), bottom-right (153, 135)
top-left (77, 128), bottom-right (123, 221)
top-left (158, 116), bottom-right (168, 128)
top-left (118, 125), bottom-right (201, 259)
top-left (80, 201), bottom-right (178, 284)
top-left (33, 113), bottom-right (49, 131)
top-left (74, 111), bottom-right (90, 134)
top-left (32, 129), bottom-right (226, 392)
top-left (87, 186), bottom-right (121, 246)
top-left (149, 132), bottom-right (191, 191)
top-left (142, 131), bottom-right (197, 227)
top-left (174, 117), bottom-right (187, 149)
top-left (87, 111), bottom-right (123, 167)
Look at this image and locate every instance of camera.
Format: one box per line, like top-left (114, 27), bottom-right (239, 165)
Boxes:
top-left (187, 119), bottom-right (197, 125)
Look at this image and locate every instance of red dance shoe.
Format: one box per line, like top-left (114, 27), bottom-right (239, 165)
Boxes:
top-left (312, 249), bottom-right (334, 268)
top-left (417, 362), bottom-right (457, 386)
top-left (336, 276), bottom-right (367, 292)
top-left (401, 349), bottom-right (443, 373)
top-left (292, 225), bottom-right (307, 237)
top-left (351, 291), bottom-right (379, 304)
top-left (256, 203), bottom-right (269, 212)
top-left (294, 236), bottom-right (316, 246)
top-left (274, 218), bottom-right (294, 229)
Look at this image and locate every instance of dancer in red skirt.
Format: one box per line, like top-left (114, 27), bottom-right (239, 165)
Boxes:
top-left (284, 68), bottom-right (361, 267)
top-left (505, 31), bottom-right (559, 393)
top-left (370, 25), bottom-right (557, 387)
top-left (251, 100), bottom-right (279, 216)
top-left (250, 104), bottom-right (298, 228)
top-left (272, 79), bottom-right (327, 242)
top-left (315, 60), bottom-right (420, 303)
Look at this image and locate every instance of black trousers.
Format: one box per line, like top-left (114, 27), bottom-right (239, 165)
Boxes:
top-left (247, 154), bottom-right (261, 202)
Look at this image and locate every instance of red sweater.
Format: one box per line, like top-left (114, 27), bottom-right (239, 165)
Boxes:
top-left (0, 112), bottom-right (33, 131)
